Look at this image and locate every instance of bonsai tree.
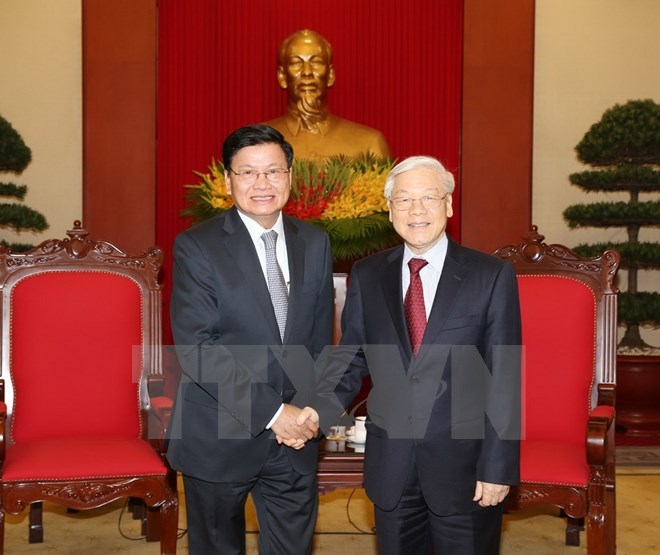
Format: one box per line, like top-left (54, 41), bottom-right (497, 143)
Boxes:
top-left (563, 99), bottom-right (660, 351)
top-left (0, 114), bottom-right (48, 251)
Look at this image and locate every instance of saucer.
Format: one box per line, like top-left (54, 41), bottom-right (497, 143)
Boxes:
top-left (347, 441), bottom-right (365, 452)
top-left (346, 435), bottom-right (366, 445)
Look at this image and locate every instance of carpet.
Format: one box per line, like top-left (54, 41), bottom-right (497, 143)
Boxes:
top-left (617, 446), bottom-right (660, 469)
top-left (4, 453), bottom-right (660, 554)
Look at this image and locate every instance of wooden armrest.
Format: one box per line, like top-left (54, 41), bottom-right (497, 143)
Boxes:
top-left (596, 382), bottom-right (615, 407)
top-left (148, 396), bottom-right (173, 452)
top-left (159, 408), bottom-right (171, 438)
top-left (147, 374), bottom-right (166, 398)
top-left (150, 396), bottom-right (173, 421)
top-left (586, 404), bottom-right (615, 466)
top-left (590, 404), bottom-right (615, 425)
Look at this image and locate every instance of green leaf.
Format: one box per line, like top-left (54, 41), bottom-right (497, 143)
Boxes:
top-left (572, 242), bottom-right (660, 270)
top-left (0, 182), bottom-right (28, 200)
top-left (0, 240), bottom-right (35, 253)
top-left (563, 200), bottom-right (660, 228)
top-left (619, 292), bottom-right (660, 327)
top-left (0, 203), bottom-right (48, 232)
top-left (569, 165), bottom-right (660, 192)
top-left (0, 114), bottom-right (32, 173)
top-left (575, 99), bottom-right (660, 166)
top-left (305, 213), bottom-right (401, 261)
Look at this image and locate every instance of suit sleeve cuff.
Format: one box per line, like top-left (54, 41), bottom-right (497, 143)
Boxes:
top-left (265, 403), bottom-right (284, 430)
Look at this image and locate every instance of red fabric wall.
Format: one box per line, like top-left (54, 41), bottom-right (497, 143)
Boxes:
top-left (157, 0), bottom-right (463, 340)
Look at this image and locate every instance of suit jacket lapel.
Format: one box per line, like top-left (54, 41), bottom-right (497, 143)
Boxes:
top-left (221, 208), bottom-right (282, 343)
top-left (422, 238), bottom-right (468, 349)
top-left (283, 216), bottom-right (304, 343)
top-left (381, 247), bottom-right (413, 360)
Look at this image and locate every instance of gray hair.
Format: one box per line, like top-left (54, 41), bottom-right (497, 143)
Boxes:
top-left (384, 156), bottom-right (455, 198)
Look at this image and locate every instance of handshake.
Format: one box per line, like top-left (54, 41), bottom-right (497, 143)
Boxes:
top-left (271, 404), bottom-right (320, 450)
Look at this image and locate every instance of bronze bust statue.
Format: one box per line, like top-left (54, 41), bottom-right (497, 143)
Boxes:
top-left (264, 29), bottom-right (390, 161)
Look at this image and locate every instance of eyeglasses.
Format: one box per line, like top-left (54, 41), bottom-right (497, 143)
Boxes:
top-left (228, 168), bottom-right (290, 185)
top-left (388, 193), bottom-right (449, 211)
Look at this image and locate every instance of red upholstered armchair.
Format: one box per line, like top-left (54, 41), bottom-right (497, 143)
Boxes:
top-left (493, 226), bottom-right (620, 555)
top-left (0, 222), bottom-right (178, 554)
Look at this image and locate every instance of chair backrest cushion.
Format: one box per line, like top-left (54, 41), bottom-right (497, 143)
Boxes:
top-left (518, 275), bottom-right (596, 444)
top-left (9, 270), bottom-right (143, 442)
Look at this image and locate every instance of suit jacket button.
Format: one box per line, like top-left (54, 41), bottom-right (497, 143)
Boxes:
top-left (281, 349), bottom-right (288, 358)
top-left (411, 377), bottom-right (419, 384)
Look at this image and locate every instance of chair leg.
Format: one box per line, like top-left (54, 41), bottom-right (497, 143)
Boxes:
top-left (587, 486), bottom-right (616, 555)
top-left (587, 515), bottom-right (606, 554)
top-left (0, 509), bottom-right (5, 555)
top-left (605, 485), bottom-right (616, 555)
top-left (566, 516), bottom-right (584, 546)
top-left (160, 489), bottom-right (179, 555)
top-left (129, 497), bottom-right (146, 521)
top-left (146, 506), bottom-right (163, 542)
top-left (28, 502), bottom-right (44, 544)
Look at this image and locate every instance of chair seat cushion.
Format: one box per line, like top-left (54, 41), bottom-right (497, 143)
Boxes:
top-left (520, 440), bottom-right (589, 487)
top-left (3, 437), bottom-right (167, 482)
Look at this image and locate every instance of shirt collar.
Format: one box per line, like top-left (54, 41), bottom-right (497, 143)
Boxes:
top-left (236, 210), bottom-right (285, 246)
top-left (402, 233), bottom-right (448, 272)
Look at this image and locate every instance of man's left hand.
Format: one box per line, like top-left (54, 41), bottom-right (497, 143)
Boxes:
top-left (473, 481), bottom-right (510, 507)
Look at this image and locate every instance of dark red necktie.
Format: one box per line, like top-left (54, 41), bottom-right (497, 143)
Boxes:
top-left (404, 258), bottom-right (428, 356)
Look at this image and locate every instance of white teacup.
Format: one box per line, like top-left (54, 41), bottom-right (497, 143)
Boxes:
top-left (348, 416), bottom-right (367, 442)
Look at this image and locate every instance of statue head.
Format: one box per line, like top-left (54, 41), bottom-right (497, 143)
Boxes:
top-left (266, 29), bottom-right (391, 160)
top-left (276, 29), bottom-right (336, 119)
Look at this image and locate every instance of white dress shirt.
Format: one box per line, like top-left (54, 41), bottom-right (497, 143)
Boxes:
top-left (401, 234), bottom-right (449, 318)
top-left (235, 210), bottom-right (289, 429)
top-left (236, 210), bottom-right (290, 292)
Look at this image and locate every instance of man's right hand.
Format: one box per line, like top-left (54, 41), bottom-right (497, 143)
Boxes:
top-left (271, 404), bottom-right (319, 450)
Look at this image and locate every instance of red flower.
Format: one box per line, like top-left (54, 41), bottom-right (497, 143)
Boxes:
top-left (284, 184), bottom-right (338, 220)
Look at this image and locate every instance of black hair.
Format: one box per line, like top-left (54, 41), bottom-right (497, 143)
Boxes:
top-left (222, 125), bottom-right (294, 170)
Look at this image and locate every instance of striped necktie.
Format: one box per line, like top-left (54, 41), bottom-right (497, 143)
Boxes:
top-left (261, 230), bottom-right (288, 341)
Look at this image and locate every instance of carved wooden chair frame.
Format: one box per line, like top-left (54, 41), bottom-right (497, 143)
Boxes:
top-left (493, 226), bottom-right (619, 555)
top-left (0, 221), bottom-right (178, 554)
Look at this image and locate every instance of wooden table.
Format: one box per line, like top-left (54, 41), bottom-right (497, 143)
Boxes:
top-left (317, 439), bottom-right (365, 494)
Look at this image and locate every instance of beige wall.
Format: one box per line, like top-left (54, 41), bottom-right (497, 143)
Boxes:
top-left (533, 0), bottom-right (660, 346)
top-left (0, 0), bottom-right (82, 247)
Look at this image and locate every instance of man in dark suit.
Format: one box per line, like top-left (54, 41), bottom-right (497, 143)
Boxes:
top-left (317, 156), bottom-right (522, 554)
top-left (167, 125), bottom-right (334, 554)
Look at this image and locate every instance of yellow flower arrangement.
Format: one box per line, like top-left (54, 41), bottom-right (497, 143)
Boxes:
top-left (195, 161), bottom-right (233, 211)
top-left (183, 155), bottom-right (401, 261)
top-left (322, 167), bottom-right (390, 220)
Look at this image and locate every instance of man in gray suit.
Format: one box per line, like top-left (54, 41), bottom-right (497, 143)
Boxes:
top-left (167, 125), bottom-right (334, 554)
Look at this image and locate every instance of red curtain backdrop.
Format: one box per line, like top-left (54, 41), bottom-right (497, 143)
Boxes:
top-left (157, 0), bottom-right (463, 341)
